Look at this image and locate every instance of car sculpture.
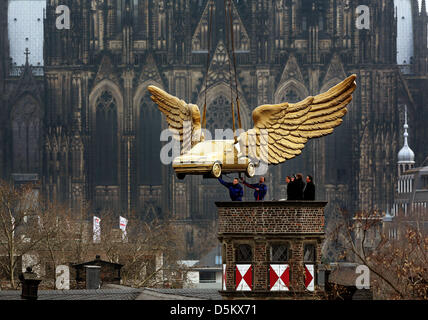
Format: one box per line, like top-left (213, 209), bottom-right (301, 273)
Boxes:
top-left (172, 139), bottom-right (255, 179)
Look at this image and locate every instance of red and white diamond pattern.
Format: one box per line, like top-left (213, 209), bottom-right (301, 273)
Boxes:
top-left (305, 264), bottom-right (314, 292)
top-left (269, 264), bottom-right (290, 291)
top-left (235, 264), bottom-right (252, 291)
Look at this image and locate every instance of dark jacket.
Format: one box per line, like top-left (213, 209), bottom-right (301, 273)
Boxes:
top-left (243, 181), bottom-right (267, 201)
top-left (294, 178), bottom-right (306, 200)
top-left (218, 178), bottom-right (244, 201)
top-left (304, 181), bottom-right (316, 200)
top-left (287, 181), bottom-right (295, 200)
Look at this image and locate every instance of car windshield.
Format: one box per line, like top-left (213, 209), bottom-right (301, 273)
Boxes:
top-left (187, 141), bottom-right (227, 155)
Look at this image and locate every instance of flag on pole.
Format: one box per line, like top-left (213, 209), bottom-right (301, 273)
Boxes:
top-left (93, 216), bottom-right (101, 243)
top-left (11, 216), bottom-right (15, 238)
top-left (119, 216), bottom-right (128, 240)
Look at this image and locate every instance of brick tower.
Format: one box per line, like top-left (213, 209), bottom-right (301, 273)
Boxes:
top-left (217, 201), bottom-right (327, 299)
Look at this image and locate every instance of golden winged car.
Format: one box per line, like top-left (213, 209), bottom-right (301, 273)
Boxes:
top-left (148, 74), bottom-right (357, 180)
top-left (172, 139), bottom-right (255, 180)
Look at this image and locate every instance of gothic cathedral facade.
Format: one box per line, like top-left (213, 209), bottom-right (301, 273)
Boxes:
top-left (1, 0), bottom-right (427, 259)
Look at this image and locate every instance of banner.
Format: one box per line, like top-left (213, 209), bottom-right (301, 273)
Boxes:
top-left (119, 216), bottom-right (128, 240)
top-left (269, 264), bottom-right (290, 291)
top-left (305, 264), bottom-right (315, 292)
top-left (235, 264), bottom-right (252, 291)
top-left (11, 216), bottom-right (15, 238)
top-left (93, 216), bottom-right (101, 243)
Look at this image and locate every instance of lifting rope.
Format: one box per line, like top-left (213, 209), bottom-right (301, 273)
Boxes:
top-left (202, 0), bottom-right (242, 142)
top-left (227, 0), bottom-right (242, 131)
top-left (202, 0), bottom-right (214, 130)
top-left (224, 0), bottom-right (236, 141)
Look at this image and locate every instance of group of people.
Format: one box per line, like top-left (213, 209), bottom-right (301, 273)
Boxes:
top-left (217, 173), bottom-right (315, 202)
top-left (285, 173), bottom-right (315, 201)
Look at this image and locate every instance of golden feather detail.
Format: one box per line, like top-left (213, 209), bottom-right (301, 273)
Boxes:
top-left (238, 74), bottom-right (357, 165)
top-left (147, 85), bottom-right (204, 153)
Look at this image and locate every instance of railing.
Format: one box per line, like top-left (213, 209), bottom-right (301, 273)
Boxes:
top-left (9, 66), bottom-right (44, 77)
top-left (398, 64), bottom-right (412, 75)
top-left (199, 279), bottom-right (217, 284)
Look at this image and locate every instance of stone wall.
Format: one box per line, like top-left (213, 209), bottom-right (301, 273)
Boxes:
top-left (217, 201), bottom-right (327, 300)
top-left (217, 201), bottom-right (326, 235)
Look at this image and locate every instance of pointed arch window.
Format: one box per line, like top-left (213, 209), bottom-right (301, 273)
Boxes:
top-left (139, 91), bottom-right (162, 185)
top-left (279, 88), bottom-right (313, 181)
top-left (202, 95), bottom-right (234, 193)
top-left (116, 0), bottom-right (124, 31)
top-left (115, 0), bottom-right (143, 32)
top-left (206, 95), bottom-right (233, 134)
top-left (11, 99), bottom-right (41, 173)
top-left (95, 90), bottom-right (118, 185)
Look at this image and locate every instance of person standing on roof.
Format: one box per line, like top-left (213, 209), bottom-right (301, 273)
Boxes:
top-left (241, 176), bottom-right (268, 201)
top-left (218, 176), bottom-right (244, 201)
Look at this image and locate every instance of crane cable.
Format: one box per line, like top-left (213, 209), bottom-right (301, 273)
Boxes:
top-left (227, 0), bottom-right (242, 131)
top-left (224, 0), bottom-right (236, 141)
top-left (202, 1), bottom-right (214, 130)
top-left (202, 0), bottom-right (242, 143)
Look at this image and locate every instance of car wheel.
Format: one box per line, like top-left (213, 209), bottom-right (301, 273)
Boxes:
top-left (211, 162), bottom-right (222, 178)
top-left (177, 173), bottom-right (185, 180)
top-left (246, 162), bottom-right (255, 178)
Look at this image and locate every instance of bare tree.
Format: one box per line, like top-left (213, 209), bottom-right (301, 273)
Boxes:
top-left (0, 180), bottom-right (43, 288)
top-left (36, 199), bottom-right (90, 288)
top-left (328, 209), bottom-right (428, 299)
top-left (0, 178), bottom-right (187, 290)
top-left (98, 210), bottom-right (187, 288)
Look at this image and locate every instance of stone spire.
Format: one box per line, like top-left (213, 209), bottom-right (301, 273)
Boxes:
top-left (398, 106), bottom-right (415, 176)
top-left (398, 106), bottom-right (415, 164)
top-left (422, 0), bottom-right (427, 16)
top-left (24, 47), bottom-right (30, 66)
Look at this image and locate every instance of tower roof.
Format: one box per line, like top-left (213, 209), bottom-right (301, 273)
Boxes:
top-left (398, 106), bottom-right (415, 164)
top-left (383, 209), bottom-right (393, 222)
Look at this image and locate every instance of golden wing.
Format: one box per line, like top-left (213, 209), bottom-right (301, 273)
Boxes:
top-left (148, 85), bottom-right (203, 152)
top-left (239, 74), bottom-right (357, 164)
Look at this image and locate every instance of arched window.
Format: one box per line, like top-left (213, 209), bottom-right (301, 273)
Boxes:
top-left (322, 81), bottom-right (351, 184)
top-left (278, 88), bottom-right (313, 181)
top-left (115, 0), bottom-right (141, 31)
top-left (116, 0), bottom-right (124, 31)
top-left (95, 91), bottom-right (118, 185)
top-left (202, 94), bottom-right (234, 194)
top-left (139, 91), bottom-right (162, 185)
top-left (11, 98), bottom-right (40, 173)
top-left (206, 95), bottom-right (233, 134)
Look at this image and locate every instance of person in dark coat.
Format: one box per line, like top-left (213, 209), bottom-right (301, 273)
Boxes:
top-left (303, 175), bottom-right (316, 200)
top-left (218, 176), bottom-right (244, 201)
top-left (286, 176), bottom-right (294, 200)
top-left (241, 176), bottom-right (268, 201)
top-left (294, 173), bottom-right (306, 200)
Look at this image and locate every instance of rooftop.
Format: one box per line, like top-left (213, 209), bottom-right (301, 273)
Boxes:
top-left (137, 288), bottom-right (222, 300)
top-left (0, 288), bottom-right (143, 301)
top-left (0, 287), bottom-right (222, 300)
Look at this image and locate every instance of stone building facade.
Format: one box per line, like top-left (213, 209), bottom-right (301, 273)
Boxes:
top-left (217, 201), bottom-right (326, 299)
top-left (1, 0), bottom-right (428, 259)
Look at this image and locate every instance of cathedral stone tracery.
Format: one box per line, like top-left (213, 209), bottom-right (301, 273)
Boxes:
top-left (1, 0), bottom-right (428, 259)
